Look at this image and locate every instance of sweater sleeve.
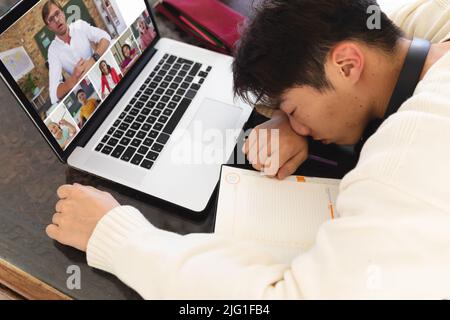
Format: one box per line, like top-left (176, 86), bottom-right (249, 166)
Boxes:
top-left (86, 186), bottom-right (450, 300)
top-left (389, 0), bottom-right (450, 43)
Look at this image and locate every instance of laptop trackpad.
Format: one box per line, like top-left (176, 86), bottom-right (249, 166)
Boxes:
top-left (189, 98), bottom-right (243, 134)
top-left (165, 98), bottom-right (244, 168)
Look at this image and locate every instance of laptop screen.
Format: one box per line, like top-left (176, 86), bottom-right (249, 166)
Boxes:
top-left (0, 0), bottom-right (157, 151)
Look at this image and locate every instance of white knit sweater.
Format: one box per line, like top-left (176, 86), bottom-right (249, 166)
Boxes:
top-left (86, 0), bottom-right (450, 299)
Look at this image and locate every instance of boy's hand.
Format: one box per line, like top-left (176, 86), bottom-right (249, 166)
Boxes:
top-left (46, 184), bottom-right (120, 252)
top-left (243, 110), bottom-right (309, 179)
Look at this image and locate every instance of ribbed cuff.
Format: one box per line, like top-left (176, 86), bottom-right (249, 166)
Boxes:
top-left (86, 206), bottom-right (154, 274)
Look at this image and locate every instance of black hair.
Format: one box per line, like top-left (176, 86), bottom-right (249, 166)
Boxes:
top-left (99, 60), bottom-right (111, 75)
top-left (121, 44), bottom-right (132, 57)
top-left (233, 0), bottom-right (404, 106)
top-left (42, 0), bottom-right (63, 24)
top-left (76, 89), bottom-right (86, 99)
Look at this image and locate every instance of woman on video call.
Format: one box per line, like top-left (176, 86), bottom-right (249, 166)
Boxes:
top-left (100, 60), bottom-right (121, 99)
top-left (137, 17), bottom-right (156, 51)
top-left (120, 44), bottom-right (138, 74)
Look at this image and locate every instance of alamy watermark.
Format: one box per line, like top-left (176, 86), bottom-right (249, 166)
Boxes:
top-left (66, 265), bottom-right (81, 290)
top-left (367, 5), bottom-right (382, 30)
top-left (167, 121), bottom-right (280, 176)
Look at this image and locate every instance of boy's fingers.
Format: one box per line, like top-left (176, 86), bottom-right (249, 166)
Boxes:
top-left (277, 151), bottom-right (308, 180)
top-left (258, 144), bottom-right (270, 169)
top-left (242, 138), bottom-right (250, 155)
top-left (46, 224), bottom-right (60, 241)
top-left (247, 142), bottom-right (260, 168)
top-left (262, 156), bottom-right (279, 177)
top-left (55, 199), bottom-right (68, 214)
top-left (52, 213), bottom-right (62, 226)
top-left (57, 185), bottom-right (74, 199)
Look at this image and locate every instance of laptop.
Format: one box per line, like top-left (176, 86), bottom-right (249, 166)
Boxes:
top-left (0, 0), bottom-right (252, 212)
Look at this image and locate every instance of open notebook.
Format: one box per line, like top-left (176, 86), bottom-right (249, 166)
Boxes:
top-left (214, 166), bottom-right (341, 263)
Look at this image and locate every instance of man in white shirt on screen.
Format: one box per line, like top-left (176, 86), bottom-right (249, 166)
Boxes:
top-left (43, 0), bottom-right (111, 104)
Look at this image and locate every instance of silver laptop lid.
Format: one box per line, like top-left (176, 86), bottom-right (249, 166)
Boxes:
top-left (0, 0), bottom-right (159, 161)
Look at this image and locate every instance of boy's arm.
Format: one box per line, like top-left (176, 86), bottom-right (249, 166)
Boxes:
top-left (389, 0), bottom-right (450, 43)
top-left (86, 185), bottom-right (443, 300)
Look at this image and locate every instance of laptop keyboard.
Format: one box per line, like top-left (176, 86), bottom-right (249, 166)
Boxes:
top-left (95, 54), bottom-right (212, 170)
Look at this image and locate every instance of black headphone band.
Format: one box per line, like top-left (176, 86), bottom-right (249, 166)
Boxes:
top-left (355, 38), bottom-right (431, 155)
top-left (384, 38), bottom-right (431, 119)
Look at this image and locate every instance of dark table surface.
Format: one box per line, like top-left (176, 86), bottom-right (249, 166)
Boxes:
top-left (0, 0), bottom-right (356, 300)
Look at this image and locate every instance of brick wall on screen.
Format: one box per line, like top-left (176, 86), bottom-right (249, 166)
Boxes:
top-left (0, 0), bottom-right (108, 102)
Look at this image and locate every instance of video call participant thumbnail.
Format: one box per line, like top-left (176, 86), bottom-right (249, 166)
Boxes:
top-left (47, 119), bottom-right (77, 149)
top-left (43, 0), bottom-right (111, 104)
top-left (100, 60), bottom-right (121, 98)
top-left (120, 44), bottom-right (139, 75)
top-left (136, 17), bottom-right (156, 51)
top-left (76, 89), bottom-right (100, 128)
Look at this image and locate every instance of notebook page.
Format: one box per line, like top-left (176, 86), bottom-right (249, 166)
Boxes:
top-left (215, 166), bottom-right (340, 253)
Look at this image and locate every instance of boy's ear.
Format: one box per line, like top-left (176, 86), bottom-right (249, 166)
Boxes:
top-left (329, 41), bottom-right (365, 85)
